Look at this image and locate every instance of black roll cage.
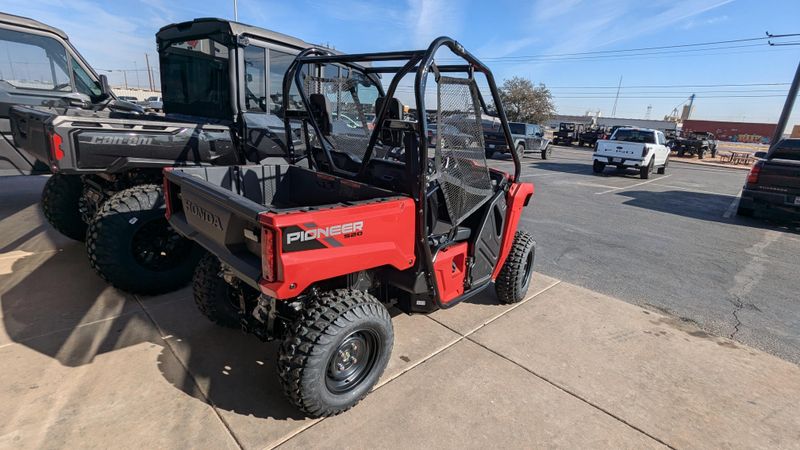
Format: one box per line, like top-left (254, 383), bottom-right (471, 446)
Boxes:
top-left (280, 36), bottom-right (520, 309)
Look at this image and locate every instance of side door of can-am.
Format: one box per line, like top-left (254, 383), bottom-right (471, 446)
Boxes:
top-left (0, 22), bottom-right (103, 175)
top-left (238, 40), bottom-right (306, 162)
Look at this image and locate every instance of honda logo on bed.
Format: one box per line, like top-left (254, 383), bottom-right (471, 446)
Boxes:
top-left (282, 221), bottom-right (364, 252)
top-left (184, 198), bottom-right (223, 231)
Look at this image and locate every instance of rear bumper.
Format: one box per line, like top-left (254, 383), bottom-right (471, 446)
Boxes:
top-left (740, 187), bottom-right (800, 217)
top-left (593, 154), bottom-right (644, 168)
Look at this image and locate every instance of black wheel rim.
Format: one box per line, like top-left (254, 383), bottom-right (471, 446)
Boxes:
top-left (131, 218), bottom-right (193, 271)
top-left (326, 329), bottom-right (380, 394)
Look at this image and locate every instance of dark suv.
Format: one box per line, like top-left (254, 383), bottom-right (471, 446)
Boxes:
top-left (738, 139), bottom-right (800, 220)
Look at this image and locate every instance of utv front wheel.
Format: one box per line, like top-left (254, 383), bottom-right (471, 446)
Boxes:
top-left (193, 253), bottom-right (247, 328)
top-left (278, 289), bottom-right (393, 417)
top-left (86, 184), bottom-right (203, 295)
top-left (495, 231), bottom-right (535, 304)
top-left (41, 173), bottom-right (87, 241)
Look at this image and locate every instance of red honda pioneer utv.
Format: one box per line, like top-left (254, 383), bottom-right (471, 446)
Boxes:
top-left (164, 37), bottom-right (535, 417)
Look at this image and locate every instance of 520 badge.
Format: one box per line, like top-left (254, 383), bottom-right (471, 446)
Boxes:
top-left (282, 221), bottom-right (364, 252)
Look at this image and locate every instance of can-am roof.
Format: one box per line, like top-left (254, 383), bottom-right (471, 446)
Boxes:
top-left (0, 12), bottom-right (68, 40)
top-left (156, 17), bottom-right (315, 51)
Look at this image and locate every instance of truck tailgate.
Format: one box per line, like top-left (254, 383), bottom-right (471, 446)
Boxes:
top-left (758, 159), bottom-right (800, 195)
top-left (595, 140), bottom-right (645, 159)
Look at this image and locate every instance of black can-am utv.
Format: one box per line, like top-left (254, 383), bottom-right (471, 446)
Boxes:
top-left (553, 122), bottom-right (584, 146)
top-left (162, 38), bottom-right (536, 417)
top-left (10, 18), bottom-right (321, 294)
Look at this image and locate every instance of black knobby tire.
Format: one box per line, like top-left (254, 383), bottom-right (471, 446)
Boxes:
top-left (592, 160), bottom-right (605, 174)
top-left (485, 149), bottom-right (494, 159)
top-left (193, 253), bottom-right (243, 328)
top-left (657, 157), bottom-right (668, 174)
top-left (495, 231), bottom-right (536, 304)
top-left (541, 145), bottom-right (551, 160)
top-left (86, 184), bottom-right (203, 295)
top-left (711, 148), bottom-right (717, 158)
top-left (278, 289), bottom-right (393, 417)
top-left (677, 149), bottom-right (685, 157)
top-left (516, 143), bottom-right (525, 157)
top-left (698, 148), bottom-right (706, 160)
top-left (41, 174), bottom-right (87, 241)
top-left (640, 159), bottom-right (653, 179)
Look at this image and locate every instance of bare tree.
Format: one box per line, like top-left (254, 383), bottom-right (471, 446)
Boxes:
top-left (496, 77), bottom-right (555, 124)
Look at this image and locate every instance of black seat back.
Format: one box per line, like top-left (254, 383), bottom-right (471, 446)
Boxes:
top-left (309, 93), bottom-right (332, 135)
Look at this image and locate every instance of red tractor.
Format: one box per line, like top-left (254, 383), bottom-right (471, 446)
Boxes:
top-left (164, 37), bottom-right (535, 417)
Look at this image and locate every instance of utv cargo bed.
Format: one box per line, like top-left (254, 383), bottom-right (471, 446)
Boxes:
top-left (10, 105), bottom-right (235, 173)
top-left (164, 165), bottom-right (416, 297)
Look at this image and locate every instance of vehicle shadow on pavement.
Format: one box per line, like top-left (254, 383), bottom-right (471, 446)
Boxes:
top-left (617, 190), bottom-right (800, 232)
top-left (1, 248), bottom-right (306, 421)
top-left (526, 161), bottom-right (644, 179)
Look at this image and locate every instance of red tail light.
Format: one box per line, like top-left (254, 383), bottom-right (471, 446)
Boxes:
top-left (747, 161), bottom-right (763, 184)
top-left (162, 167), bottom-right (173, 220)
top-left (261, 226), bottom-right (276, 282)
top-left (49, 132), bottom-right (64, 161)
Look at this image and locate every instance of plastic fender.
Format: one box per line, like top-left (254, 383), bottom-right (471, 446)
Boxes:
top-left (492, 182), bottom-right (534, 280)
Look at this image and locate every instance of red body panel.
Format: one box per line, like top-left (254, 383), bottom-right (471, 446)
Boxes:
top-left (258, 198), bottom-right (416, 299)
top-left (492, 182), bottom-right (534, 280)
top-left (433, 241), bottom-right (468, 304)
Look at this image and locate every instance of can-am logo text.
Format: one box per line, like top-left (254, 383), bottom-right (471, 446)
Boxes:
top-left (184, 199), bottom-right (223, 230)
top-left (89, 136), bottom-right (153, 146)
top-left (286, 221), bottom-right (364, 244)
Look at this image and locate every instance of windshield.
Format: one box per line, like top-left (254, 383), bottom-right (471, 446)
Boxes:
top-left (612, 129), bottom-right (655, 144)
top-left (161, 38), bottom-right (231, 119)
top-left (0, 28), bottom-right (71, 92)
top-left (509, 123), bottom-right (525, 135)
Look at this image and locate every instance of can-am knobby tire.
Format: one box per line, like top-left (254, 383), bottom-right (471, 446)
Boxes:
top-left (278, 289), bottom-right (393, 417)
top-left (86, 184), bottom-right (202, 295)
top-left (41, 173), bottom-right (87, 241)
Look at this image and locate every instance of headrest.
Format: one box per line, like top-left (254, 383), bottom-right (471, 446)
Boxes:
top-left (309, 93), bottom-right (332, 135)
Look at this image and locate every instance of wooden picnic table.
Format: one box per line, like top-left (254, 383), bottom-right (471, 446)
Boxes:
top-left (726, 151), bottom-right (753, 165)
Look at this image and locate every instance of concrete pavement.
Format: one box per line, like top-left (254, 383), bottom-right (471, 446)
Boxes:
top-left (1, 175), bottom-right (799, 449)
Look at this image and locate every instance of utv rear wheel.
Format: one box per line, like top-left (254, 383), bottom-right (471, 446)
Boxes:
top-left (86, 184), bottom-right (203, 295)
top-left (495, 231), bottom-right (535, 304)
top-left (592, 160), bottom-right (605, 174)
top-left (41, 174), bottom-right (87, 241)
top-left (278, 289), bottom-right (393, 417)
top-left (193, 253), bottom-right (246, 328)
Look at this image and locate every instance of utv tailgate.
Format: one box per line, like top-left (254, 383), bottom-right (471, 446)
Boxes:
top-left (165, 165), bottom-right (416, 298)
top-left (10, 105), bottom-right (236, 173)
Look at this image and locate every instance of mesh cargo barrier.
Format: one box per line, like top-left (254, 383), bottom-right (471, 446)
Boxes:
top-left (305, 75), bottom-right (373, 161)
top-left (435, 76), bottom-right (492, 225)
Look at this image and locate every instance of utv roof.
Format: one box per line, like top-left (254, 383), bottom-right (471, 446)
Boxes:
top-left (0, 12), bottom-right (68, 40)
top-left (156, 17), bottom-right (316, 51)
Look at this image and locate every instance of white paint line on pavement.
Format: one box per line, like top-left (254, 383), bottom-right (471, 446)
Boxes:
top-left (520, 170), bottom-right (584, 178)
top-left (652, 183), bottom-right (737, 198)
top-left (723, 189), bottom-right (743, 219)
top-left (594, 175), bottom-right (671, 195)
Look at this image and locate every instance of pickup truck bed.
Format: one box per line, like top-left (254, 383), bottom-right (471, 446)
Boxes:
top-left (10, 105), bottom-right (236, 173)
top-left (164, 165), bottom-right (416, 298)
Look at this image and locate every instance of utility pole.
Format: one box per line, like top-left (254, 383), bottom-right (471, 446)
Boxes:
top-left (133, 61), bottom-right (140, 88)
top-left (122, 70), bottom-right (128, 89)
top-left (144, 54), bottom-right (154, 91)
top-left (645, 104), bottom-right (652, 120)
top-left (611, 75), bottom-right (622, 118)
top-left (769, 59), bottom-right (800, 150)
top-left (233, 0), bottom-right (238, 21)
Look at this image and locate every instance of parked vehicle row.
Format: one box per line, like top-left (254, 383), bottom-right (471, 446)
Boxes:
top-left (3, 12), bottom-right (537, 418)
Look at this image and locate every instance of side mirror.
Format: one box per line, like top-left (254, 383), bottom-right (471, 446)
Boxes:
top-left (98, 74), bottom-right (111, 98)
top-left (754, 151), bottom-right (767, 159)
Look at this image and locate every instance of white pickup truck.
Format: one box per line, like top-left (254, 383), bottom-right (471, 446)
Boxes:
top-left (592, 128), bottom-right (670, 179)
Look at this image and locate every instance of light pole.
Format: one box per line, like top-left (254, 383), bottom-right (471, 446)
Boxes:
top-left (234, 0), bottom-right (238, 21)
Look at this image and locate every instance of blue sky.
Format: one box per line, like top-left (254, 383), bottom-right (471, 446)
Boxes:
top-left (4, 0), bottom-right (800, 125)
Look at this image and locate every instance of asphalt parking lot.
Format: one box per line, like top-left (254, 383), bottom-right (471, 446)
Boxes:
top-left (489, 145), bottom-right (800, 364)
